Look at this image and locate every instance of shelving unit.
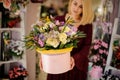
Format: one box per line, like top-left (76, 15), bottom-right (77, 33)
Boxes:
top-left (0, 3), bottom-right (27, 79)
top-left (105, 18), bottom-right (120, 75)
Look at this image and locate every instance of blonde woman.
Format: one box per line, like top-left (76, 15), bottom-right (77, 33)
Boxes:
top-left (46, 0), bottom-right (94, 80)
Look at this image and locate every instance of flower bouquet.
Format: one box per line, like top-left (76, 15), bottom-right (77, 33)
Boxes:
top-left (24, 16), bottom-right (86, 74)
top-left (110, 39), bottom-right (120, 69)
top-left (89, 39), bottom-right (108, 67)
top-left (7, 40), bottom-right (24, 59)
top-left (9, 65), bottom-right (28, 80)
top-left (89, 39), bottom-right (109, 79)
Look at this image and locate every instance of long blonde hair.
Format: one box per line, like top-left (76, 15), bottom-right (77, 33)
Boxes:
top-left (67, 0), bottom-right (94, 25)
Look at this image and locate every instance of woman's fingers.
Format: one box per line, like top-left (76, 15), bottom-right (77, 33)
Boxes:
top-left (39, 57), bottom-right (43, 71)
top-left (70, 57), bottom-right (75, 70)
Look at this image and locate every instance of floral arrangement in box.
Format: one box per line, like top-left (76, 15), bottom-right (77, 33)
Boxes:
top-left (89, 39), bottom-right (109, 79)
top-left (24, 16), bottom-right (86, 74)
top-left (9, 65), bottom-right (28, 80)
top-left (24, 16), bottom-right (86, 53)
top-left (110, 39), bottom-right (120, 69)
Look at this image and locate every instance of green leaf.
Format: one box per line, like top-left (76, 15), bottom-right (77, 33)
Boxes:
top-left (59, 43), bottom-right (65, 49)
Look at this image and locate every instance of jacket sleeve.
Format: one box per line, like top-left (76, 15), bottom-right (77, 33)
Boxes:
top-left (72, 24), bottom-right (93, 72)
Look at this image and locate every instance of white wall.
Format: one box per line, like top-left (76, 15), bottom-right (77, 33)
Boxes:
top-left (25, 2), bottom-right (40, 80)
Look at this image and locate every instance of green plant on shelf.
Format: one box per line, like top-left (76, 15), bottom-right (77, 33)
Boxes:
top-left (111, 39), bottom-right (120, 69)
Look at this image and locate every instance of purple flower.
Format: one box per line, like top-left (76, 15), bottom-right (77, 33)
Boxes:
top-left (39, 34), bottom-right (46, 41)
top-left (60, 21), bottom-right (65, 26)
top-left (71, 26), bottom-right (77, 32)
top-left (38, 39), bottom-right (44, 47)
top-left (66, 31), bottom-right (72, 36)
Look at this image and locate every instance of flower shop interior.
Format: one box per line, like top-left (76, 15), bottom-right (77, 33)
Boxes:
top-left (0, 0), bottom-right (120, 80)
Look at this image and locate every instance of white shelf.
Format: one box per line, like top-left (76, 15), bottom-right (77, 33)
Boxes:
top-left (105, 65), bottom-right (120, 71)
top-left (0, 60), bottom-right (21, 65)
top-left (0, 5), bottom-right (27, 79)
top-left (114, 34), bottom-right (120, 39)
top-left (0, 28), bottom-right (21, 31)
top-left (105, 18), bottom-right (120, 73)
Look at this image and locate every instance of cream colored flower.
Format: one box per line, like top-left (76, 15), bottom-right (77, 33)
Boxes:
top-left (62, 26), bottom-right (70, 32)
top-left (46, 38), bottom-right (60, 48)
top-left (39, 27), bottom-right (45, 32)
top-left (43, 22), bottom-right (50, 29)
top-left (59, 33), bottom-right (67, 44)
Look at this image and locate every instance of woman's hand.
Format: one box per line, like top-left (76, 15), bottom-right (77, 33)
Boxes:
top-left (39, 56), bottom-right (43, 71)
top-left (70, 57), bottom-right (75, 70)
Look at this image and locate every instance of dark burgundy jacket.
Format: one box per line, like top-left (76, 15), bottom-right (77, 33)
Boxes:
top-left (47, 15), bottom-right (93, 80)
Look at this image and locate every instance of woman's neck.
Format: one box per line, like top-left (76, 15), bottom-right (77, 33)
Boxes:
top-left (72, 16), bottom-right (81, 22)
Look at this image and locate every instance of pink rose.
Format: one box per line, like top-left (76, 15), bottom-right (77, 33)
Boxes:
top-left (93, 45), bottom-right (99, 50)
top-left (101, 41), bottom-right (108, 48)
top-left (89, 66), bottom-right (103, 79)
top-left (99, 49), bottom-right (104, 54)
